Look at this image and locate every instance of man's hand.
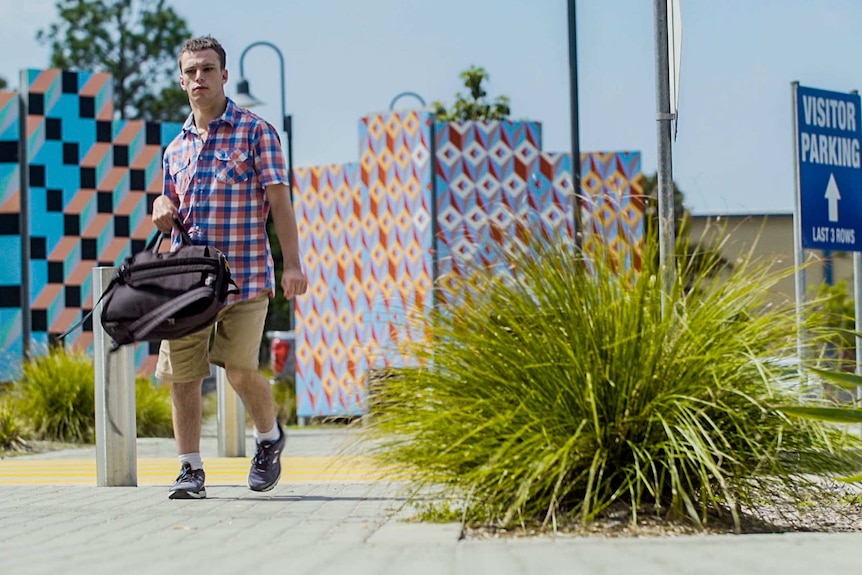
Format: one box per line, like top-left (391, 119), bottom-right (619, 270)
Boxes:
top-left (281, 267), bottom-right (308, 300)
top-left (152, 196), bottom-right (179, 233)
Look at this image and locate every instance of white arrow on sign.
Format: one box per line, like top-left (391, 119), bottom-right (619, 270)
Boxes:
top-left (825, 173), bottom-right (841, 222)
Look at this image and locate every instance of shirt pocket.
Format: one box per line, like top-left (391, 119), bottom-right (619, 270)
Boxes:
top-left (169, 155), bottom-right (192, 191)
top-left (215, 148), bottom-right (254, 185)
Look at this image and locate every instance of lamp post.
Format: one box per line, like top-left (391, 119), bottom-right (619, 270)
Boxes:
top-left (388, 91), bottom-right (426, 111)
top-left (567, 0), bottom-right (582, 249)
top-left (235, 41), bottom-right (294, 198)
top-left (235, 41), bottom-right (296, 333)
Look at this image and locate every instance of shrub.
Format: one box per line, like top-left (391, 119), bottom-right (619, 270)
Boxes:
top-left (364, 233), bottom-right (861, 531)
top-left (272, 375), bottom-right (297, 426)
top-left (135, 377), bottom-right (173, 437)
top-left (258, 367), bottom-right (296, 426)
top-left (15, 348), bottom-right (95, 443)
top-left (0, 399), bottom-right (26, 451)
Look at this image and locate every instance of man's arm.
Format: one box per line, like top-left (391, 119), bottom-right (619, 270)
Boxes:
top-left (266, 182), bottom-right (307, 300)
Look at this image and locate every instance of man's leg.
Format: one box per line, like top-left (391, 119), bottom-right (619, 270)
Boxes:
top-left (156, 328), bottom-right (213, 499)
top-left (230, 366), bottom-right (286, 492)
top-left (210, 294), bottom-right (285, 491)
top-left (223, 367), bottom-right (276, 434)
top-left (171, 379), bottom-right (204, 454)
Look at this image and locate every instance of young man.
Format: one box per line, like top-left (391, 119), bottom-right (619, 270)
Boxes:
top-left (151, 36), bottom-right (307, 499)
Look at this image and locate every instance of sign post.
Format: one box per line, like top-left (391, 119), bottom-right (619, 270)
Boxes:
top-left (792, 83), bottom-right (862, 391)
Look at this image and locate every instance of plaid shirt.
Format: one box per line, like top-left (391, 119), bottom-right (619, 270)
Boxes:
top-left (162, 98), bottom-right (288, 304)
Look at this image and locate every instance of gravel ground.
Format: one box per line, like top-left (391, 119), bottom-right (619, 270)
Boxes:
top-left (465, 480), bottom-right (862, 539)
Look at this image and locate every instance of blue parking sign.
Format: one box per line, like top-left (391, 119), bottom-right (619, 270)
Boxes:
top-left (796, 85), bottom-right (862, 251)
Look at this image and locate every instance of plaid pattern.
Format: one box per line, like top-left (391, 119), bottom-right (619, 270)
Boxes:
top-left (162, 98), bottom-right (288, 303)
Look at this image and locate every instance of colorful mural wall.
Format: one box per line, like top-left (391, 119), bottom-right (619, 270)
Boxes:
top-left (294, 111), bottom-right (435, 417)
top-left (0, 69), bottom-right (181, 381)
top-left (294, 110), bottom-right (644, 419)
top-left (0, 91), bottom-right (22, 376)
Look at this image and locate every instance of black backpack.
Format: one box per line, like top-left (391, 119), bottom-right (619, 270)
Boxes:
top-left (60, 225), bottom-right (239, 350)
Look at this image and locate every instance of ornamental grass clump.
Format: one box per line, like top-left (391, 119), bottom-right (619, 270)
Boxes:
top-left (364, 232), bottom-right (861, 530)
top-left (135, 376), bottom-right (173, 438)
top-left (0, 399), bottom-right (26, 451)
top-left (15, 347), bottom-right (95, 443)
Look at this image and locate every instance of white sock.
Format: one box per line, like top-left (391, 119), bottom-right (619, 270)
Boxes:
top-left (179, 452), bottom-right (203, 470)
top-left (254, 420), bottom-right (280, 443)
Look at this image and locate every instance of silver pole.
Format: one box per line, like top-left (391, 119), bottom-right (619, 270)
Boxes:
top-left (18, 70), bottom-right (31, 358)
top-left (653, 0), bottom-right (676, 311)
top-left (216, 366), bottom-right (245, 457)
top-left (791, 82), bottom-right (807, 374)
top-left (568, 0), bottom-right (582, 249)
top-left (854, 253), bottom-right (862, 400)
top-left (93, 266), bottom-right (137, 487)
top-left (852, 91), bottom-right (862, 412)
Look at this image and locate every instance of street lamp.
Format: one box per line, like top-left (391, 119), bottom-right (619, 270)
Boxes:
top-left (388, 91), bottom-right (426, 111)
top-left (568, 0), bottom-right (582, 249)
top-left (235, 41), bottom-right (294, 197)
top-left (235, 41), bottom-right (296, 331)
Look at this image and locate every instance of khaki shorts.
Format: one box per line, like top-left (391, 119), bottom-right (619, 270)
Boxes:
top-left (155, 293), bottom-right (270, 383)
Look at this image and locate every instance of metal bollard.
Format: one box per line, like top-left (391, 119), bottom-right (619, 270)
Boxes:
top-left (93, 266), bottom-right (137, 486)
top-left (216, 366), bottom-right (246, 456)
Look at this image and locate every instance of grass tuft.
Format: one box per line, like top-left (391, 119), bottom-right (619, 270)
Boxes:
top-left (0, 398), bottom-right (26, 451)
top-left (135, 377), bottom-right (173, 437)
top-left (14, 347), bottom-right (95, 443)
top-left (363, 233), bottom-right (862, 531)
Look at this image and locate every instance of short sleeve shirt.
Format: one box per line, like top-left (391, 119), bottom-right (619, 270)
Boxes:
top-left (162, 98), bottom-right (288, 304)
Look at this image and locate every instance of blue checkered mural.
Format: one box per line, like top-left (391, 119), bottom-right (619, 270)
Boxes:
top-left (0, 90), bottom-right (22, 380)
top-left (0, 69), bottom-right (181, 380)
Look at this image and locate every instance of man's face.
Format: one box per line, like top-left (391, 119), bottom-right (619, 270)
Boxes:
top-left (179, 49), bottom-right (227, 107)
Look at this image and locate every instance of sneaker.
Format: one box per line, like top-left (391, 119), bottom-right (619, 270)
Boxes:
top-left (168, 462), bottom-right (207, 499)
top-left (248, 424), bottom-right (286, 492)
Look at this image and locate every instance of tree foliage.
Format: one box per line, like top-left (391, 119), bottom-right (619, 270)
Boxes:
top-left (37, 0), bottom-right (192, 122)
top-left (641, 172), bottom-right (688, 237)
top-left (0, 76), bottom-right (7, 90)
top-left (432, 66), bottom-right (511, 122)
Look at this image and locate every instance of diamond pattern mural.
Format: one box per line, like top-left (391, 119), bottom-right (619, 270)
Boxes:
top-left (294, 162), bottom-right (363, 416)
top-left (434, 121), bottom-right (644, 281)
top-left (294, 111), bottom-right (434, 418)
top-left (579, 151), bottom-right (645, 269)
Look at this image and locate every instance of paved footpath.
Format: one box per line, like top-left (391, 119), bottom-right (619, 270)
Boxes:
top-left (2, 427), bottom-right (862, 575)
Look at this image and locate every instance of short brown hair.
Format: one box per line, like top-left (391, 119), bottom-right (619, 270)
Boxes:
top-left (178, 36), bottom-right (227, 70)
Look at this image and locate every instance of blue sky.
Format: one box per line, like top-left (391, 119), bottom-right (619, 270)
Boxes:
top-left (2, 0), bottom-right (862, 215)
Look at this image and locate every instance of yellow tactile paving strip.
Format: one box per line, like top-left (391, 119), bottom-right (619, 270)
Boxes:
top-left (0, 456), bottom-right (398, 485)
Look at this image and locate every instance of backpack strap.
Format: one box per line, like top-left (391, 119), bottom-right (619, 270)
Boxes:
top-left (57, 227), bottom-right (174, 343)
top-left (54, 275), bottom-right (118, 343)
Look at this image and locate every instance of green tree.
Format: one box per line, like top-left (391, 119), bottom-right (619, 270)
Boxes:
top-left (265, 218), bottom-right (292, 332)
top-left (810, 280), bottom-right (856, 369)
top-left (432, 66), bottom-right (511, 122)
top-left (37, 0), bottom-right (191, 122)
top-left (641, 172), bottom-right (687, 238)
top-left (135, 84), bottom-right (190, 122)
top-left (0, 76), bottom-right (7, 90)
